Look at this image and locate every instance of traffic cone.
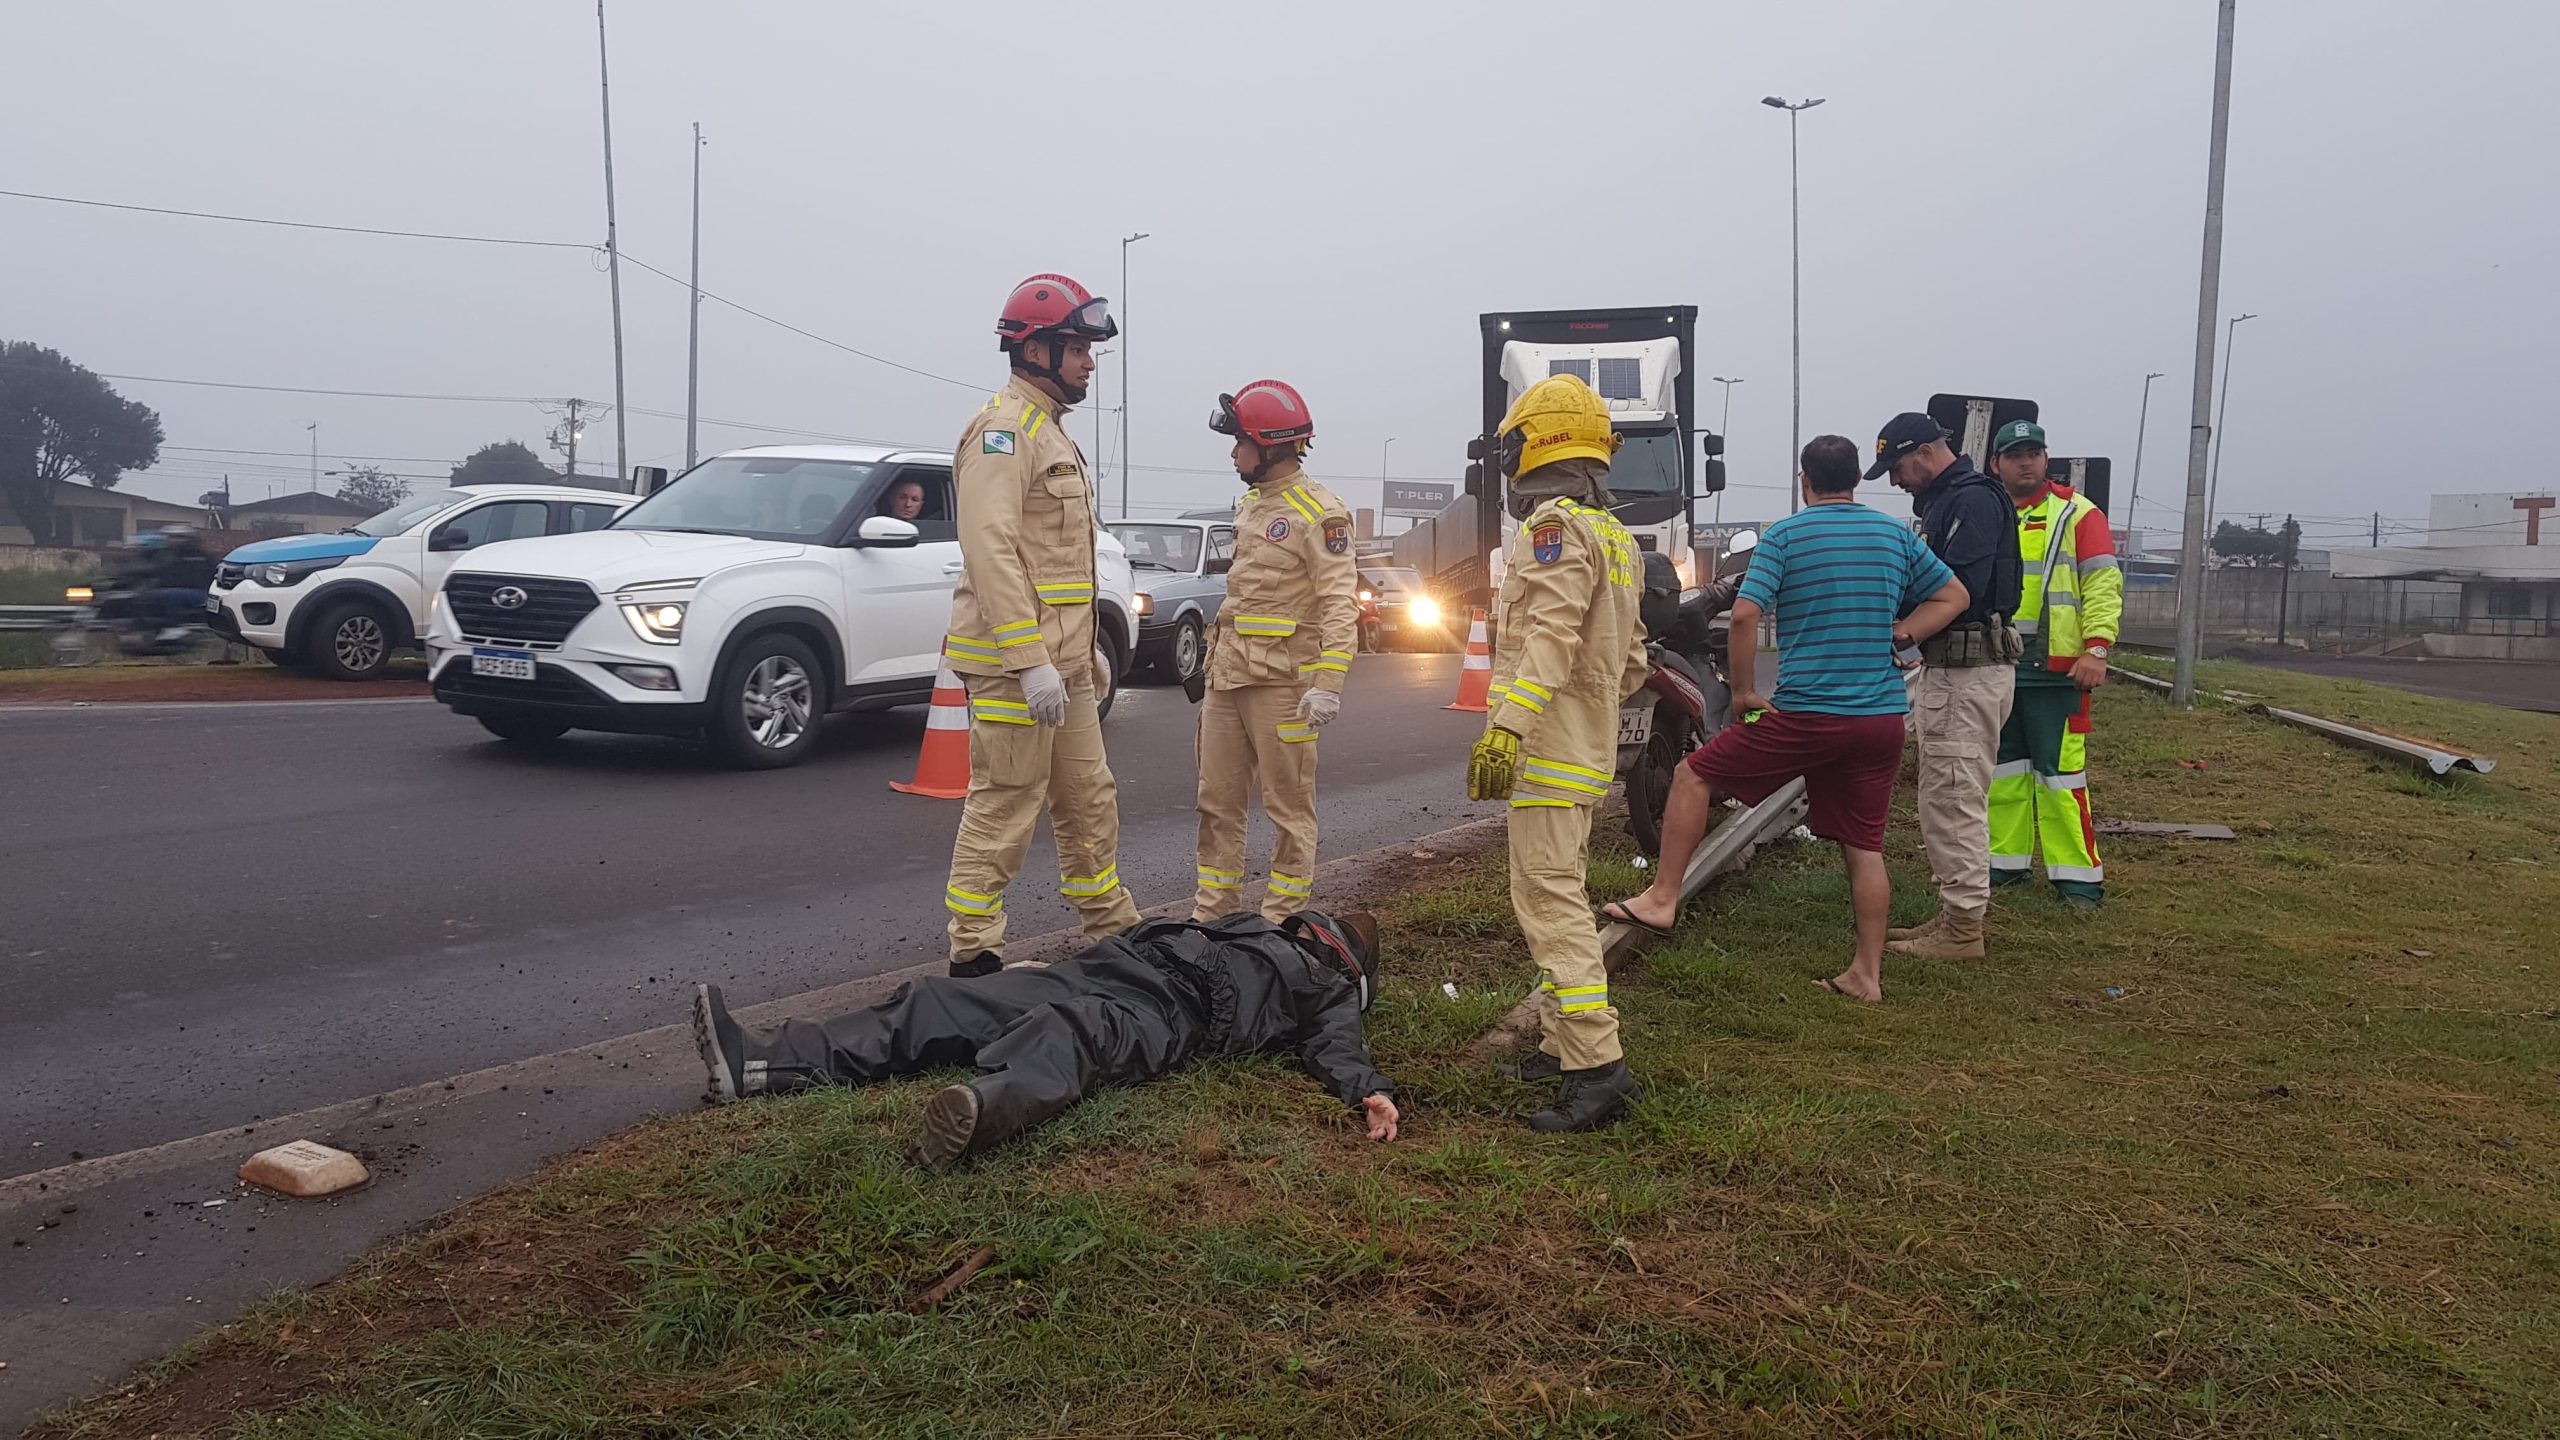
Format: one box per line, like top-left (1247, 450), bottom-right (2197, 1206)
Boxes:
top-left (1445, 607), bottom-right (1493, 712)
top-left (890, 660), bottom-right (972, 798)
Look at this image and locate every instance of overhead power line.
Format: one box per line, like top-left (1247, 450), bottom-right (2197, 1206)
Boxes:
top-left (0, 186), bottom-right (595, 250)
top-left (616, 251), bottom-right (978, 393)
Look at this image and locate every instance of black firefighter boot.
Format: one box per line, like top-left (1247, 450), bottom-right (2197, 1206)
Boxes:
top-left (1497, 1049), bottom-right (1563, 1083)
top-left (1526, 1059), bottom-right (1643, 1133)
top-left (949, 951), bottom-right (1004, 980)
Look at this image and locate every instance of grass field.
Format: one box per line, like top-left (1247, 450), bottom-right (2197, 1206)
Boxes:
top-left (0, 566), bottom-right (86, 667)
top-left (37, 661), bottom-right (2560, 1439)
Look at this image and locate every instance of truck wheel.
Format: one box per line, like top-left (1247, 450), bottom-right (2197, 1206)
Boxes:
top-left (1164, 614), bottom-right (1204, 684)
top-left (1096, 625), bottom-right (1125, 721)
top-left (478, 714), bottom-right (572, 743)
top-left (711, 632), bottom-right (823, 770)
top-left (309, 600), bottom-right (395, 681)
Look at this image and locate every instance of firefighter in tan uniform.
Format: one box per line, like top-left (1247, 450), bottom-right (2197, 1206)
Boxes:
top-left (938, 274), bottom-right (1140, 976)
top-left (1192, 380), bottom-right (1359, 923)
top-left (1465, 374), bottom-right (1652, 1131)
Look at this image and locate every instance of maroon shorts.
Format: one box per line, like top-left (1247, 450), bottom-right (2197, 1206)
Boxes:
top-left (1685, 709), bottom-right (1907, 853)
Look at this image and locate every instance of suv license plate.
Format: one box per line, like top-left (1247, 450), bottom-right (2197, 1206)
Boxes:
top-left (471, 648), bottom-right (536, 681)
top-left (1617, 706), bottom-right (1653, 747)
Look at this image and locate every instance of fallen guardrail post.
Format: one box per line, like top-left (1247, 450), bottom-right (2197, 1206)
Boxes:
top-left (2245, 703), bottom-right (2495, 777)
top-left (1470, 777), bottom-right (1809, 1061)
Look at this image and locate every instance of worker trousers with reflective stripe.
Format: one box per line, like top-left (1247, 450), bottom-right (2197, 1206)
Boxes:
top-left (944, 665), bottom-right (1140, 961)
top-left (1192, 683), bottom-right (1320, 923)
top-left (1990, 680), bottom-right (2104, 902)
top-left (1509, 798), bottom-right (1620, 1070)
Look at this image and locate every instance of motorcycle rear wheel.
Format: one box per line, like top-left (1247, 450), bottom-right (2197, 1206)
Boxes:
top-left (1624, 704), bottom-right (1704, 857)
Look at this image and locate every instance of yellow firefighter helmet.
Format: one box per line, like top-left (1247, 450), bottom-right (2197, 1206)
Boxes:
top-left (1496, 373), bottom-right (1619, 476)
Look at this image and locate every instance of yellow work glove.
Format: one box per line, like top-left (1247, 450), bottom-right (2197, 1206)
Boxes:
top-left (1467, 725), bottom-right (1522, 802)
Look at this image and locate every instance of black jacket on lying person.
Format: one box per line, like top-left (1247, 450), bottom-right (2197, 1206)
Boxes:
top-left (701, 911), bottom-right (1390, 1154)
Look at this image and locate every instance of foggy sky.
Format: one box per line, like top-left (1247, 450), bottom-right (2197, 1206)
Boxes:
top-left (11, 0), bottom-right (2556, 555)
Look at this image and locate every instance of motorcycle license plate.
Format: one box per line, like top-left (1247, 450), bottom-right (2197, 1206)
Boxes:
top-left (204, 595), bottom-right (220, 613)
top-left (471, 647), bottom-right (537, 681)
top-left (1617, 706), bottom-right (1653, 746)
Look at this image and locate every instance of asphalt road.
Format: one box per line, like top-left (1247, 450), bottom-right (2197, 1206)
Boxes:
top-left (2237, 651), bottom-right (2560, 715)
top-left (1, 654), bottom-right (1483, 1176)
top-left (0, 655), bottom-right (1493, 1426)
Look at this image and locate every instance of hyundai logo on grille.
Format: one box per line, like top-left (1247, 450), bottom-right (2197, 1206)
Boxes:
top-left (490, 585), bottom-right (529, 610)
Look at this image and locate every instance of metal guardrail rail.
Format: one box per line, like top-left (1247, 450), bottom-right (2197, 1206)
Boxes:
top-left (0, 605), bottom-right (78, 632)
top-left (2110, 663), bottom-right (2496, 777)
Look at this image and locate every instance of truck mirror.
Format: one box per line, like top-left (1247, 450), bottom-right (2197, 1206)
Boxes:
top-left (1464, 436), bottom-right (1489, 462)
top-left (1700, 458), bottom-right (1727, 495)
top-left (1463, 462), bottom-right (1484, 497)
top-left (630, 465), bottom-right (670, 496)
top-left (1700, 432), bottom-right (1726, 458)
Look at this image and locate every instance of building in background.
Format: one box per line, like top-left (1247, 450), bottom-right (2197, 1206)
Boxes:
top-left (0, 478), bottom-right (218, 549)
top-left (2332, 491), bottom-right (2560, 659)
top-left (222, 490), bottom-right (380, 538)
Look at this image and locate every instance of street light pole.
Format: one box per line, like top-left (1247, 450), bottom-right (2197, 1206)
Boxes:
top-left (1381, 436), bottom-right (1396, 535)
top-left (1761, 97), bottom-right (1824, 515)
top-left (1118, 232), bottom-right (1150, 519)
top-left (1092, 347), bottom-right (1114, 475)
top-left (2206, 312), bottom-right (2257, 537)
top-left (2171, 0), bottom-right (2239, 707)
top-left (1711, 376), bottom-right (1742, 524)
top-left (595, 0), bottom-right (630, 489)
top-left (307, 423), bottom-right (318, 493)
top-left (685, 122), bottom-right (705, 470)
top-left (2127, 370), bottom-right (2165, 528)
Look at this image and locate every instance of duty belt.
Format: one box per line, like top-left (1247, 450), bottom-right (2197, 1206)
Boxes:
top-left (1921, 621), bottom-right (2023, 669)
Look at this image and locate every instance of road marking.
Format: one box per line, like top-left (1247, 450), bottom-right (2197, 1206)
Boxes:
top-left (0, 697), bottom-right (436, 717)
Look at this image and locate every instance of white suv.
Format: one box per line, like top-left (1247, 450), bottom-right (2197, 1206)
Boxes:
top-left (424, 445), bottom-right (1137, 768)
top-left (208, 484), bottom-right (637, 680)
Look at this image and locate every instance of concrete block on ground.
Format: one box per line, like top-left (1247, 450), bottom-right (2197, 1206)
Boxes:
top-left (238, 1140), bottom-right (368, 1198)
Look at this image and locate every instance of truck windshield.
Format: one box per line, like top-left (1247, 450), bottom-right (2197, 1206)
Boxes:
top-left (1104, 523), bottom-right (1202, 572)
top-left (1605, 428), bottom-right (1682, 499)
top-left (612, 457), bottom-right (879, 540)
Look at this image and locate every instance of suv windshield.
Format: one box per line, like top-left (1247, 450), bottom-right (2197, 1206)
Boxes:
top-left (613, 457), bottom-right (879, 541)
top-left (1104, 523), bottom-right (1203, 572)
top-left (353, 490), bottom-right (469, 537)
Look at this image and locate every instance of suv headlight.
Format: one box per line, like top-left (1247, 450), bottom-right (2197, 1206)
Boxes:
top-left (621, 600), bottom-right (688, 645)
top-left (249, 556), bottom-right (347, 588)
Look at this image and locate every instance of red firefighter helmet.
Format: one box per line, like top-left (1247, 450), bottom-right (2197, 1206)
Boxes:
top-left (994, 273), bottom-right (1117, 350)
top-left (1208, 379), bottom-right (1315, 448)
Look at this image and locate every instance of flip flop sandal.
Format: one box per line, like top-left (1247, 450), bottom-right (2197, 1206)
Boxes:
top-left (1593, 901), bottom-right (1677, 938)
top-left (1813, 976), bottom-right (1873, 1002)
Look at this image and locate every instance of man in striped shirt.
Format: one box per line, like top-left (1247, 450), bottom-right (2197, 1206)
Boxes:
top-left (1600, 436), bottom-right (1969, 1002)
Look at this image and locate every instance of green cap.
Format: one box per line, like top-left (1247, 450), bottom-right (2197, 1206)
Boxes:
top-left (1993, 419), bottom-right (2047, 453)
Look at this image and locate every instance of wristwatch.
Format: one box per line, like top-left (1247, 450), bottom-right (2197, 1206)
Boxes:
top-left (2084, 644), bottom-right (2111, 661)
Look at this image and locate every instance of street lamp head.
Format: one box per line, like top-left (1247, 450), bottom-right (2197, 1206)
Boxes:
top-left (2234, 312), bottom-right (2259, 324)
top-left (2146, 371), bottom-right (2166, 380)
top-left (1761, 96), bottom-right (1787, 108)
top-left (1714, 376), bottom-right (1743, 385)
top-left (1801, 97), bottom-right (1827, 109)
top-left (1124, 231), bottom-right (1150, 245)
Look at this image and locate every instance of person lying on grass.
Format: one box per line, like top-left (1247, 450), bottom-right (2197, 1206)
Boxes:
top-left (693, 909), bottom-right (1398, 1166)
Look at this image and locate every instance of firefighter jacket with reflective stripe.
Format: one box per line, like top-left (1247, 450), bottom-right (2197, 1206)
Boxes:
top-left (2011, 484), bottom-right (2122, 674)
top-left (1208, 472), bottom-right (1360, 693)
top-left (1487, 498), bottom-right (1650, 806)
top-left (943, 376), bottom-right (1100, 676)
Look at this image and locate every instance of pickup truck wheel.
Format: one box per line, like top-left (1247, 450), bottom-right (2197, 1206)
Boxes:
top-left (309, 600), bottom-right (395, 681)
top-left (712, 632), bottom-right (822, 770)
top-left (1095, 625), bottom-right (1124, 721)
top-left (477, 714), bottom-right (572, 743)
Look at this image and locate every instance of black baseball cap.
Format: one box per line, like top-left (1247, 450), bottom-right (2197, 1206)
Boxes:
top-left (1866, 412), bottom-right (1946, 480)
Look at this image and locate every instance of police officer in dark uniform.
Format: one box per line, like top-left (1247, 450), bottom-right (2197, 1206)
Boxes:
top-left (1867, 413), bottom-right (2023, 960)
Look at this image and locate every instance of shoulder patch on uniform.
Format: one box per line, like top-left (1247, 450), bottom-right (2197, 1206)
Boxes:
top-left (1266, 517), bottom-right (1291, 542)
top-left (1323, 518), bottom-right (1350, 554)
top-left (1532, 525), bottom-right (1564, 564)
top-left (983, 431), bottom-right (1016, 455)
top-left (1043, 461), bottom-right (1078, 477)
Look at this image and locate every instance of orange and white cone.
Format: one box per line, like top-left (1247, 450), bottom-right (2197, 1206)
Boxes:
top-left (890, 661), bottom-right (971, 799)
top-left (1445, 607), bottom-right (1493, 712)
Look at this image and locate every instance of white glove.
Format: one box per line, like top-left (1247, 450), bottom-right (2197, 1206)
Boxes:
top-left (1019, 662), bottom-right (1069, 726)
top-left (1296, 688), bottom-right (1341, 728)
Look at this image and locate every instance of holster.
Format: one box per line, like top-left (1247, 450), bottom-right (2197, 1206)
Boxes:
top-left (1922, 622), bottom-right (2023, 669)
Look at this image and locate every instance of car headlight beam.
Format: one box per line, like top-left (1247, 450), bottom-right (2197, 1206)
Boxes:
top-left (620, 600), bottom-right (688, 645)
top-left (1407, 595), bottom-right (1443, 628)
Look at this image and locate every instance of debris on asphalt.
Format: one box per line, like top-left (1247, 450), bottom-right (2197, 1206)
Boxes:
top-left (239, 1140), bottom-right (368, 1198)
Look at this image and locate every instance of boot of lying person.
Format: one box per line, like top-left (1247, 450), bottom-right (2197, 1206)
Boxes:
top-left (693, 910), bottom-right (1399, 1164)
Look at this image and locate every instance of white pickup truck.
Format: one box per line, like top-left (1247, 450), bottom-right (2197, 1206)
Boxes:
top-left (424, 444), bottom-right (1137, 769)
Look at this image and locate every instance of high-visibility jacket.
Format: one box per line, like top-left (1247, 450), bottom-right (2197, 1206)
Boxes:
top-left (1209, 471), bottom-right (1359, 695)
top-left (1486, 497), bottom-right (1650, 807)
top-left (2012, 484), bottom-right (2122, 673)
top-left (943, 376), bottom-right (1099, 677)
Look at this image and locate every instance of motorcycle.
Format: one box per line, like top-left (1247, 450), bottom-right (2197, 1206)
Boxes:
top-left (52, 577), bottom-right (230, 667)
top-left (1617, 531), bottom-right (1757, 855)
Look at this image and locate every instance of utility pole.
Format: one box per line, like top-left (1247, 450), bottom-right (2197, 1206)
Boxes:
top-left (596, 0), bottom-right (630, 489)
top-left (2171, 0), bottom-right (2238, 707)
top-left (550, 398), bottom-right (588, 477)
top-left (2127, 370), bottom-right (2164, 525)
top-left (2206, 312), bottom-right (2258, 535)
top-left (1712, 376), bottom-right (1742, 525)
top-left (1119, 232), bottom-right (1150, 518)
top-left (2372, 511), bottom-right (2381, 548)
top-left (1382, 437), bottom-right (1397, 531)
top-left (306, 423), bottom-right (318, 494)
top-left (2276, 511), bottom-right (2295, 647)
top-left (1762, 96), bottom-right (1824, 515)
top-left (685, 122), bottom-right (706, 470)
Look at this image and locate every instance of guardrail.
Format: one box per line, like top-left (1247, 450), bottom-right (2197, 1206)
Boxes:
top-left (0, 605), bottom-right (77, 632)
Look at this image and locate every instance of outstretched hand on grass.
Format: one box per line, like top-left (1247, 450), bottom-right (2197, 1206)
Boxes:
top-left (1361, 1093), bottom-right (1400, 1142)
